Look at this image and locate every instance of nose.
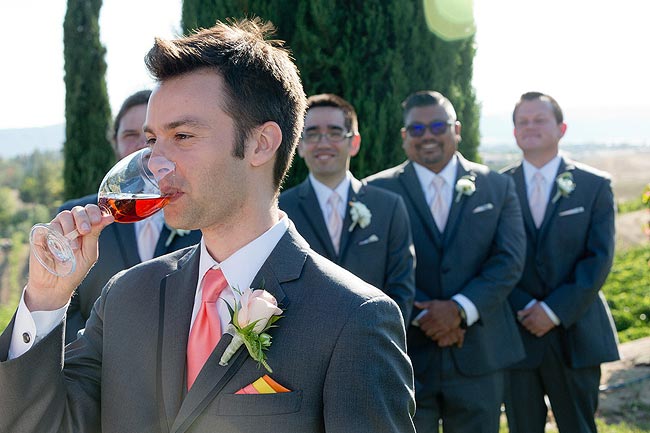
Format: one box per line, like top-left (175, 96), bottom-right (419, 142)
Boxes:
top-left (147, 149), bottom-right (176, 183)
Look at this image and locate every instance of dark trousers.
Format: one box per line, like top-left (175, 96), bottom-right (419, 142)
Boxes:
top-left (505, 339), bottom-right (601, 433)
top-left (414, 349), bottom-right (503, 433)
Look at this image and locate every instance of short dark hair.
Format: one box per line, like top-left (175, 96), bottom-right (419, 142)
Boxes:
top-left (306, 94), bottom-right (358, 134)
top-left (401, 90), bottom-right (457, 124)
top-left (144, 18), bottom-right (307, 190)
top-left (113, 89), bottom-right (151, 141)
top-left (513, 91), bottom-right (564, 124)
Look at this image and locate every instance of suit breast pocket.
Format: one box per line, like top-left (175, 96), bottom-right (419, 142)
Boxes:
top-left (217, 390), bottom-right (303, 416)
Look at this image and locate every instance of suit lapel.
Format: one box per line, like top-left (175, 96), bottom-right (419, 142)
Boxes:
top-left (297, 179), bottom-right (338, 259)
top-left (158, 246), bottom-right (200, 432)
top-left (443, 154), bottom-right (471, 246)
top-left (154, 224), bottom-right (173, 257)
top-left (170, 227), bottom-right (306, 433)
top-left (338, 177), bottom-right (365, 261)
top-left (113, 223), bottom-right (140, 266)
top-left (399, 162), bottom-right (442, 248)
top-left (511, 163), bottom-right (539, 242)
top-left (538, 157), bottom-right (574, 239)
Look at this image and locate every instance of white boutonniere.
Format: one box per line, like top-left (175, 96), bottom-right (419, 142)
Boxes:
top-left (164, 226), bottom-right (192, 247)
top-left (220, 287), bottom-right (283, 372)
top-left (348, 201), bottom-right (372, 232)
top-left (454, 175), bottom-right (476, 203)
top-left (551, 171), bottom-right (575, 203)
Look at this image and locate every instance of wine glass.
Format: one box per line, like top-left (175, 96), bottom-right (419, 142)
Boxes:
top-left (30, 147), bottom-right (175, 277)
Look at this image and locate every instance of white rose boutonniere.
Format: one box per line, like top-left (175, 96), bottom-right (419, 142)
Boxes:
top-left (220, 287), bottom-right (283, 372)
top-left (454, 175), bottom-right (476, 203)
top-left (348, 201), bottom-right (372, 232)
top-left (164, 226), bottom-right (192, 247)
top-left (552, 171), bottom-right (575, 203)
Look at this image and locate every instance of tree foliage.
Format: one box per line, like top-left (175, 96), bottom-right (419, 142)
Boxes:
top-left (181, 0), bottom-right (480, 188)
top-left (63, 0), bottom-right (114, 199)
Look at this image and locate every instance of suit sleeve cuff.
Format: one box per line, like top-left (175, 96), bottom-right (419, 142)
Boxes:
top-left (538, 301), bottom-right (561, 326)
top-left (8, 288), bottom-right (68, 359)
top-left (452, 294), bottom-right (479, 326)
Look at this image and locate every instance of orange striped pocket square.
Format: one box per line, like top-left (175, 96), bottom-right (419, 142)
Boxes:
top-left (235, 375), bottom-right (291, 394)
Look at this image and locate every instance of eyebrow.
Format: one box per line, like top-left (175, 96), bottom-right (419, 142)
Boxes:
top-left (304, 124), bottom-right (345, 131)
top-left (144, 117), bottom-right (207, 134)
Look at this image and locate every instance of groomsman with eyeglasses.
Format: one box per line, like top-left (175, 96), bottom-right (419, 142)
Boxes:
top-left (366, 90), bottom-right (526, 433)
top-left (501, 91), bottom-right (619, 433)
top-left (280, 93), bottom-right (415, 324)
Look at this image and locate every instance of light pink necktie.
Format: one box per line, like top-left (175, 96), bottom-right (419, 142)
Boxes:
top-left (327, 192), bottom-right (343, 254)
top-left (186, 268), bottom-right (228, 390)
top-left (529, 172), bottom-right (546, 228)
top-left (137, 218), bottom-right (158, 261)
top-left (430, 176), bottom-right (448, 232)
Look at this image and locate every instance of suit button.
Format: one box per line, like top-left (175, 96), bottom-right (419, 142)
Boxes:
top-left (22, 332), bottom-right (31, 344)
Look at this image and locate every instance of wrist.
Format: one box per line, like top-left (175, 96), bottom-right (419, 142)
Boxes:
top-left (452, 299), bottom-right (468, 329)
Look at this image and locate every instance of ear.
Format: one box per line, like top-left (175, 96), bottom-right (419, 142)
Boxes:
top-left (348, 134), bottom-right (361, 157)
top-left (297, 140), bottom-right (306, 158)
top-left (454, 121), bottom-right (462, 143)
top-left (249, 121), bottom-right (282, 168)
top-left (559, 122), bottom-right (567, 138)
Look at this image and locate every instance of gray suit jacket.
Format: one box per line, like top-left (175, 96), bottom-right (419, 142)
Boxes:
top-left (502, 157), bottom-right (619, 369)
top-left (59, 194), bottom-right (202, 343)
top-left (279, 176), bottom-right (415, 322)
top-left (366, 154), bottom-right (526, 384)
top-left (0, 226), bottom-right (415, 433)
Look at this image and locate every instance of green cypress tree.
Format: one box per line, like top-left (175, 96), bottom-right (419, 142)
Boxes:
top-left (63, 0), bottom-right (114, 199)
top-left (181, 0), bottom-right (479, 188)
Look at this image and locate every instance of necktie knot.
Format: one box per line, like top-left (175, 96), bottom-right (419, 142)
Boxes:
top-left (432, 176), bottom-right (446, 191)
top-left (201, 268), bottom-right (228, 303)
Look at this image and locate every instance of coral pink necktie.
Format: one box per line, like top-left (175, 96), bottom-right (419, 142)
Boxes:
top-left (186, 267), bottom-right (228, 390)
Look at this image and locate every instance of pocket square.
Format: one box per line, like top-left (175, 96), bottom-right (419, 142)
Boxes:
top-left (358, 234), bottom-right (379, 246)
top-left (558, 206), bottom-right (584, 217)
top-left (472, 203), bottom-right (494, 214)
top-left (235, 375), bottom-right (291, 395)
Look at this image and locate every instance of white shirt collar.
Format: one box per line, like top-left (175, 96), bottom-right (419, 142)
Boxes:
top-left (197, 213), bottom-right (290, 293)
top-left (522, 154), bottom-right (561, 186)
top-left (309, 172), bottom-right (351, 218)
top-left (412, 154), bottom-right (458, 205)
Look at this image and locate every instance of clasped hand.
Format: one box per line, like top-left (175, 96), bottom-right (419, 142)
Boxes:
top-left (413, 300), bottom-right (465, 348)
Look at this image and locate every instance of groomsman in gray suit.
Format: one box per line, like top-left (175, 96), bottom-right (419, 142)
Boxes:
top-left (502, 91), bottom-right (619, 433)
top-left (60, 89), bottom-right (201, 343)
top-left (280, 93), bottom-right (415, 323)
top-left (0, 19), bottom-right (415, 433)
top-left (367, 90), bottom-right (526, 433)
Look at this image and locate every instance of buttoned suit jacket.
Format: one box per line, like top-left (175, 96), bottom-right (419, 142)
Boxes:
top-left (59, 194), bottom-right (202, 343)
top-left (0, 226), bottom-right (415, 433)
top-left (279, 176), bottom-right (416, 323)
top-left (366, 154), bottom-right (526, 389)
top-left (501, 157), bottom-right (619, 369)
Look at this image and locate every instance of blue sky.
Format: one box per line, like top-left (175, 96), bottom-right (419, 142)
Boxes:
top-left (1, 0), bottom-right (649, 146)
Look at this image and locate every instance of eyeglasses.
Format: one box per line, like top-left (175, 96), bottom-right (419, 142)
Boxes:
top-left (302, 130), bottom-right (353, 144)
top-left (405, 120), bottom-right (455, 137)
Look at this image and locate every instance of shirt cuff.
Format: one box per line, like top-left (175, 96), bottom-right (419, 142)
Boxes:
top-left (451, 294), bottom-right (479, 326)
top-left (8, 288), bottom-right (68, 360)
top-left (523, 299), bottom-right (561, 326)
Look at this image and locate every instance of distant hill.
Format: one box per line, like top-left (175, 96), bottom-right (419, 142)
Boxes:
top-left (0, 124), bottom-right (65, 158)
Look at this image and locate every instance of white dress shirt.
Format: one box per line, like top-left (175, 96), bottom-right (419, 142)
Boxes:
top-left (309, 172), bottom-right (351, 226)
top-left (522, 155), bottom-right (562, 326)
top-left (9, 214), bottom-right (290, 359)
top-left (411, 156), bottom-right (480, 326)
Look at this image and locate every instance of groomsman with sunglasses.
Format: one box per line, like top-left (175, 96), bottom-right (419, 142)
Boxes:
top-left (280, 93), bottom-right (415, 323)
top-left (366, 90), bottom-right (526, 433)
top-left (501, 92), bottom-right (619, 433)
